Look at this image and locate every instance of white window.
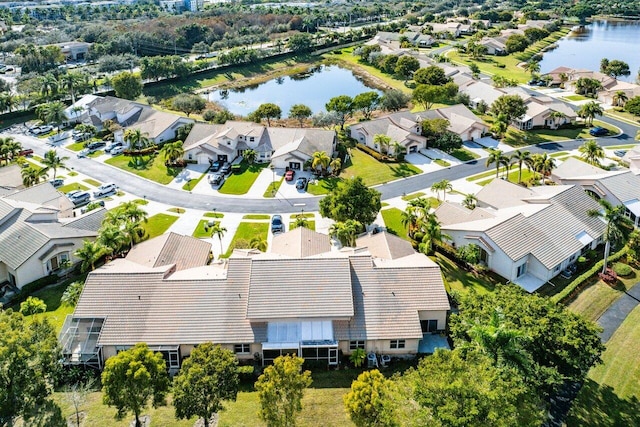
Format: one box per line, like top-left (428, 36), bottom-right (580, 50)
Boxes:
top-left (349, 341), bottom-right (365, 350)
top-left (234, 344), bottom-right (251, 354)
top-left (390, 340), bottom-right (405, 349)
top-left (47, 252), bottom-right (69, 272)
top-left (516, 263), bottom-right (527, 277)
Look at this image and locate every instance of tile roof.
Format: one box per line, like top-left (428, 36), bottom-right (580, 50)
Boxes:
top-left (4, 182), bottom-right (74, 214)
top-left (270, 227), bottom-right (331, 258)
top-left (355, 231), bottom-right (416, 260)
top-left (126, 232), bottom-right (212, 271)
top-left (0, 164), bottom-right (24, 190)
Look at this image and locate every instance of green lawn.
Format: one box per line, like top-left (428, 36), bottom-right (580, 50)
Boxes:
top-left (381, 208), bottom-right (410, 241)
top-left (562, 94), bottom-right (590, 101)
top-left (192, 219), bottom-right (217, 239)
top-left (167, 207), bottom-right (185, 214)
top-left (477, 169), bottom-right (535, 186)
top-left (218, 162), bottom-right (268, 195)
top-left (59, 182), bottom-right (89, 194)
top-left (447, 50), bottom-right (530, 82)
top-left (243, 214), bottom-right (270, 220)
top-left (307, 177), bottom-right (341, 195)
top-left (83, 178), bottom-right (100, 187)
top-left (263, 178), bottom-right (284, 198)
top-left (341, 149), bottom-right (421, 186)
top-left (450, 147), bottom-right (480, 161)
top-left (66, 142), bottom-right (84, 151)
top-left (181, 171), bottom-right (207, 191)
top-left (20, 282), bottom-right (75, 334)
top-left (434, 252), bottom-right (501, 294)
top-left (141, 213), bottom-right (179, 239)
top-left (222, 222), bottom-right (269, 258)
top-left (204, 211), bottom-right (224, 218)
top-left (289, 221), bottom-right (316, 231)
top-left (402, 192), bottom-right (425, 201)
top-left (567, 305), bottom-right (640, 426)
top-left (434, 159), bottom-right (450, 167)
top-left (105, 155), bottom-right (182, 185)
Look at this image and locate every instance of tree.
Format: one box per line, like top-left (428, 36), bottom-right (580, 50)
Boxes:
top-left (287, 33), bottom-right (313, 52)
top-left (491, 94), bottom-right (527, 122)
top-left (292, 215), bottom-right (309, 229)
top-left (625, 96), bottom-right (640, 116)
top-left (486, 149), bottom-right (508, 178)
top-left (41, 149), bottom-right (68, 180)
top-left (413, 65), bottom-right (450, 85)
top-left (349, 348), bottom-right (366, 368)
top-left (627, 229), bottom-right (640, 265)
top-left (523, 60), bottom-right (540, 76)
top-left (579, 140), bottom-right (605, 166)
top-left (61, 281), bottom-right (85, 307)
top-left (612, 90), bottom-right (628, 107)
top-left (505, 34), bottom-right (530, 53)
top-left (124, 129), bottom-right (151, 151)
top-left (311, 150), bottom-right (331, 174)
top-left (577, 101), bottom-right (604, 126)
top-left (421, 118), bottom-right (450, 147)
top-left (510, 150), bottom-right (532, 183)
top-left (319, 177), bottom-right (381, 226)
top-left (588, 199), bottom-right (633, 274)
top-left (531, 153), bottom-right (556, 179)
top-left (111, 72), bottom-right (142, 100)
top-left (252, 103), bottom-right (282, 126)
top-left (20, 296), bottom-right (47, 316)
top-left (255, 355), bottom-right (312, 427)
top-left (102, 343), bottom-right (170, 427)
top-left (329, 157), bottom-right (342, 174)
top-left (431, 179), bottom-right (452, 202)
top-left (344, 370), bottom-right (398, 427)
top-left (173, 343), bottom-right (239, 427)
top-left (325, 95), bottom-right (354, 130)
top-left (0, 311), bottom-right (62, 427)
top-left (244, 149), bottom-right (257, 164)
top-left (432, 131), bottom-right (462, 154)
top-left (159, 140), bottom-right (184, 165)
top-left (250, 236), bottom-right (268, 252)
top-left (469, 62), bottom-right (481, 78)
top-left (379, 89), bottom-right (410, 112)
top-left (412, 84), bottom-right (447, 110)
top-left (352, 91), bottom-right (379, 120)
top-left (549, 110), bottom-right (567, 128)
top-left (373, 134), bottom-right (391, 155)
top-left (98, 223), bottom-right (128, 259)
top-left (63, 378), bottom-right (95, 427)
top-left (457, 243), bottom-right (482, 265)
top-left (171, 94), bottom-right (206, 117)
top-left (36, 101), bottom-right (67, 132)
top-left (21, 165), bottom-right (45, 187)
top-left (289, 104), bottom-right (312, 127)
top-left (210, 222), bottom-right (227, 256)
top-left (462, 193), bottom-right (477, 210)
top-left (394, 55), bottom-right (420, 82)
top-left (74, 240), bottom-right (105, 272)
top-left (329, 220), bottom-right (361, 247)
top-left (600, 58), bottom-right (631, 79)
top-left (417, 212), bottom-right (449, 255)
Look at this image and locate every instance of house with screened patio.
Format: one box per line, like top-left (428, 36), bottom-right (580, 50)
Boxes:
top-left (60, 228), bottom-right (450, 371)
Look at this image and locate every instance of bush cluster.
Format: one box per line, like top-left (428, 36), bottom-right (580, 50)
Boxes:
top-left (356, 143), bottom-right (393, 162)
top-left (612, 262), bottom-right (633, 277)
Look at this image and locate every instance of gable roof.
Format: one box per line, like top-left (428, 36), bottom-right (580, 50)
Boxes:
top-left (355, 231), bottom-right (416, 260)
top-left (4, 182), bottom-right (74, 214)
top-left (0, 164), bottom-right (24, 190)
top-left (270, 227), bottom-right (331, 258)
top-left (126, 232), bottom-right (212, 271)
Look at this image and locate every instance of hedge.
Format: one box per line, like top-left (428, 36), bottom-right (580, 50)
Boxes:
top-left (356, 143), bottom-right (394, 162)
top-left (552, 247), bottom-right (628, 304)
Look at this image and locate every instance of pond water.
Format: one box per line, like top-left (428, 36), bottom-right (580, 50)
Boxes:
top-left (204, 65), bottom-right (381, 117)
top-left (540, 20), bottom-right (640, 82)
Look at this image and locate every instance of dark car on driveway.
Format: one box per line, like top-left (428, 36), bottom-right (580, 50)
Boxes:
top-left (271, 214), bottom-right (284, 233)
top-left (210, 161), bottom-right (221, 172)
top-left (589, 127), bottom-right (609, 137)
top-left (295, 177), bottom-right (308, 190)
top-left (220, 162), bottom-right (232, 175)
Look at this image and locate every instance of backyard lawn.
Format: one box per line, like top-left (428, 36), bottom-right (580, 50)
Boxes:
top-left (105, 154), bottom-right (181, 185)
top-left (141, 213), bottom-right (179, 239)
top-left (434, 252), bottom-right (501, 294)
top-left (381, 208), bottom-right (409, 241)
top-left (218, 161), bottom-right (268, 195)
top-left (18, 282), bottom-right (76, 334)
top-left (222, 222), bottom-right (269, 257)
top-left (341, 149), bottom-right (422, 186)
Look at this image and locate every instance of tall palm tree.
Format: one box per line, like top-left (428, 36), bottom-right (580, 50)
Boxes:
top-left (37, 101), bottom-right (68, 133)
top-left (41, 149), bottom-right (69, 180)
top-left (98, 224), bottom-right (128, 259)
top-left (391, 141), bottom-right (406, 160)
top-left (74, 240), bottom-right (105, 272)
top-left (0, 137), bottom-right (21, 165)
top-left (431, 179), bottom-right (453, 201)
top-left (292, 215), bottom-right (309, 229)
top-left (118, 201), bottom-right (149, 224)
top-left (329, 157), bottom-right (341, 175)
top-left (417, 212), bottom-right (449, 255)
top-left (373, 134), bottom-right (391, 155)
top-left (577, 101), bottom-right (604, 126)
top-left (612, 91), bottom-right (628, 107)
top-left (462, 193), bottom-right (477, 210)
top-left (486, 149), bottom-right (508, 178)
top-left (124, 129), bottom-right (151, 151)
top-left (60, 71), bottom-right (82, 104)
top-left (549, 111), bottom-right (567, 129)
top-left (38, 73), bottom-right (59, 97)
top-left (588, 199), bottom-right (633, 274)
top-left (510, 150), bottom-right (531, 184)
top-left (160, 140), bottom-right (184, 165)
top-left (250, 236), bottom-right (267, 252)
top-left (524, 60), bottom-right (540, 76)
top-left (329, 220), bottom-right (361, 247)
top-left (123, 220), bottom-right (146, 249)
top-left (578, 140), bottom-right (605, 166)
top-left (559, 72), bottom-right (568, 89)
top-left (21, 166), bottom-right (45, 187)
top-left (210, 222), bottom-right (227, 255)
top-left (311, 151), bottom-right (331, 175)
top-left (401, 205), bottom-right (422, 239)
top-left (531, 153), bottom-right (556, 180)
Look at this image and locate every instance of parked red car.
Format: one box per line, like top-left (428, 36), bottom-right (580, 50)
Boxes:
top-left (18, 149), bottom-right (34, 157)
top-left (285, 170), bottom-right (295, 181)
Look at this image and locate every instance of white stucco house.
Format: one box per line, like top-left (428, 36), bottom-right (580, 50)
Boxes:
top-left (183, 121), bottom-right (336, 170)
top-left (434, 179), bottom-right (606, 292)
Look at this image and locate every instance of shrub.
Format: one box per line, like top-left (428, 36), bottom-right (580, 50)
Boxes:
top-left (612, 262), bottom-right (633, 277)
top-left (356, 143), bottom-right (394, 162)
top-left (231, 164), bottom-right (242, 174)
top-left (496, 63), bottom-right (506, 68)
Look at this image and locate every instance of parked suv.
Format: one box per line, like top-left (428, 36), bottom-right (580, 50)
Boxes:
top-left (220, 162), bottom-right (232, 175)
top-left (210, 161), bottom-right (221, 172)
top-left (49, 178), bottom-right (64, 188)
top-left (68, 191), bottom-right (91, 207)
top-left (86, 141), bottom-right (106, 151)
top-left (105, 142), bottom-right (123, 153)
top-left (271, 214), bottom-right (284, 233)
top-left (94, 183), bottom-right (117, 197)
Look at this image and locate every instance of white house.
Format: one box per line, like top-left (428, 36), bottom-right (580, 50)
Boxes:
top-left (435, 179), bottom-right (606, 292)
top-left (183, 121), bottom-right (336, 170)
top-left (512, 96), bottom-right (577, 130)
top-left (0, 183), bottom-right (105, 290)
top-left (60, 229), bottom-right (450, 370)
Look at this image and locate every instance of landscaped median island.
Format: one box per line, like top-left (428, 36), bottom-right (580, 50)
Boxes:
top-left (105, 154), bottom-right (181, 185)
top-left (141, 213), bottom-right (179, 240)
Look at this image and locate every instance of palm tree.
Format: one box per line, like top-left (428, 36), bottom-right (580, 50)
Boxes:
top-left (74, 240), bottom-right (105, 272)
top-left (38, 73), bottom-right (59, 97)
top-left (462, 193), bottom-right (477, 210)
top-left (60, 71), bottom-right (82, 104)
top-left (118, 201), bottom-right (149, 224)
top-left (559, 72), bottom-right (568, 89)
top-left (292, 215), bottom-right (309, 229)
top-left (210, 222), bottom-right (227, 255)
top-left (373, 134), bottom-right (391, 155)
top-left (0, 137), bottom-right (21, 165)
top-left (329, 220), bottom-right (361, 247)
top-left (510, 150), bottom-right (531, 184)
top-left (417, 212), bottom-right (449, 255)
top-left (21, 166), bottom-right (45, 187)
top-left (531, 153), bottom-right (556, 180)
top-left (391, 141), bottom-right (406, 160)
top-left (124, 129), bottom-right (151, 151)
top-left (401, 206), bottom-right (422, 238)
top-left (524, 60), bottom-right (540, 76)
top-left (431, 179), bottom-right (453, 202)
top-left (41, 149), bottom-right (69, 180)
top-left (98, 224), bottom-right (127, 259)
top-left (160, 140), bottom-right (184, 165)
top-left (486, 149), bottom-right (508, 178)
top-left (243, 149), bottom-right (257, 164)
top-left (37, 101), bottom-right (68, 133)
top-left (250, 237), bottom-right (267, 252)
top-left (549, 111), bottom-right (567, 129)
top-left (588, 199), bottom-right (632, 274)
top-left (0, 92), bottom-right (16, 113)
top-left (123, 220), bottom-right (146, 250)
top-left (311, 151), bottom-right (331, 175)
top-left (329, 157), bottom-right (341, 175)
top-left (578, 140), bottom-right (605, 166)
top-left (612, 90), bottom-right (628, 107)
top-left (578, 101), bottom-right (604, 126)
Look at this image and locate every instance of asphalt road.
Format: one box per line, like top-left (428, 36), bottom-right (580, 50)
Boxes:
top-left (11, 114), bottom-right (638, 214)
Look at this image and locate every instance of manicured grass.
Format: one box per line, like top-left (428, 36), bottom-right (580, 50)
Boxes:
top-left (289, 221), bottom-right (316, 231)
top-left (59, 182), bottom-right (89, 194)
top-left (21, 282), bottom-right (75, 334)
top-left (567, 305), bottom-right (640, 426)
top-left (402, 192), bottom-right (425, 201)
top-left (434, 159), bottom-right (450, 167)
top-left (83, 178), bottom-right (100, 187)
top-left (263, 178), bottom-right (284, 198)
top-left (141, 213), bottom-right (179, 239)
top-left (68, 171), bottom-right (78, 177)
top-left (181, 171), bottom-right (207, 191)
top-left (88, 150), bottom-right (103, 158)
top-left (447, 50), bottom-right (529, 82)
top-left (306, 177), bottom-right (341, 195)
top-left (499, 121), bottom-right (619, 147)
top-left (204, 211), bottom-right (224, 218)
top-left (341, 149), bottom-right (421, 186)
top-left (105, 155), bottom-right (182, 185)
top-left (192, 219), bottom-right (217, 239)
top-left (450, 147), bottom-right (480, 161)
top-left (243, 214), bottom-right (270, 220)
top-left (562, 94), bottom-right (590, 101)
top-left (381, 208), bottom-right (409, 241)
top-left (434, 252), bottom-right (501, 294)
top-left (605, 109), bottom-right (640, 125)
top-left (550, 151), bottom-right (570, 158)
top-left (381, 202), bottom-right (389, 207)
top-left (606, 144), bottom-right (638, 150)
top-left (167, 207), bottom-right (185, 214)
top-left (66, 142), bottom-right (84, 151)
top-left (218, 162), bottom-right (268, 195)
top-left (133, 198), bottom-right (149, 205)
top-left (222, 222), bottom-right (269, 258)
top-left (477, 169), bottom-right (535, 186)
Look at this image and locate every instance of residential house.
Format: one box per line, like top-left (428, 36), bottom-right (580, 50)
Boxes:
top-left (552, 157), bottom-right (640, 226)
top-left (369, 31), bottom-right (435, 49)
top-left (434, 179), bottom-right (606, 292)
top-left (183, 121), bottom-right (336, 170)
top-left (0, 165), bottom-right (25, 195)
top-left (479, 37), bottom-right (507, 55)
top-left (512, 96), bottom-right (577, 130)
top-left (53, 41), bottom-right (91, 61)
top-left (623, 148), bottom-right (640, 176)
top-left (60, 229), bottom-right (450, 370)
top-left (349, 104), bottom-right (487, 155)
top-left (0, 183), bottom-right (105, 289)
top-left (429, 22), bottom-right (462, 38)
top-left (544, 66), bottom-right (640, 104)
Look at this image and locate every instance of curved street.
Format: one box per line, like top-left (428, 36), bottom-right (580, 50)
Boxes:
top-left (11, 113), bottom-right (639, 214)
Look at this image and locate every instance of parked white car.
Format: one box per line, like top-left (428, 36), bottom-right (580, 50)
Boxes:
top-left (93, 183), bottom-right (117, 197)
top-left (110, 146), bottom-right (125, 155)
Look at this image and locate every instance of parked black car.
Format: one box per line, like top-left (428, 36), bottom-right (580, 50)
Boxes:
top-left (295, 177), bottom-right (308, 190)
top-left (271, 215), bottom-right (284, 233)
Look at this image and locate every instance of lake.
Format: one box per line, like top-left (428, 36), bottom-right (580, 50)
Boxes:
top-left (204, 65), bottom-right (381, 117)
top-left (540, 20), bottom-right (640, 82)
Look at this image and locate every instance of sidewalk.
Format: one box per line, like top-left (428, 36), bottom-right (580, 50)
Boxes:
top-left (597, 284), bottom-right (640, 342)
